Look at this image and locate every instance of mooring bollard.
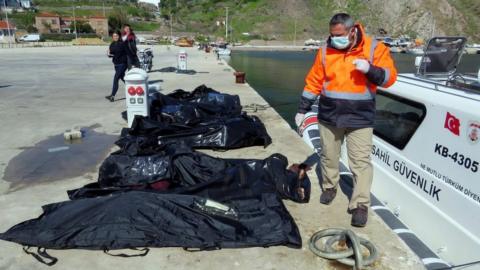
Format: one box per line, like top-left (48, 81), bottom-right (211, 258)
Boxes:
top-left (234, 71), bottom-right (246, 84)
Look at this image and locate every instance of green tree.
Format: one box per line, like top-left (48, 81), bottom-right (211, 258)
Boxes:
top-left (12, 11), bottom-right (36, 30)
top-left (159, 0), bottom-right (178, 20)
top-left (108, 7), bottom-right (128, 33)
top-left (70, 20), bottom-right (94, 34)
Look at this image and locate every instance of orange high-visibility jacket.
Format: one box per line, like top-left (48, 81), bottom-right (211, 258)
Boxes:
top-left (300, 23), bottom-right (397, 128)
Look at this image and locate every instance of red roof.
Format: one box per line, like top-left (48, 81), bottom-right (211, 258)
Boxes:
top-left (37, 12), bottom-right (59, 18)
top-left (89, 16), bottom-right (107, 19)
top-left (0, 21), bottom-right (15, 29)
top-left (61, 17), bottom-right (87, 21)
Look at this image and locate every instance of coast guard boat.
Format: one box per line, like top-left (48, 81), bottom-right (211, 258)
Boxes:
top-left (299, 37), bottom-right (480, 270)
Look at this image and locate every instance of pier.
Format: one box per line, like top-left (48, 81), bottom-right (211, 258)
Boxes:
top-left (0, 46), bottom-right (424, 269)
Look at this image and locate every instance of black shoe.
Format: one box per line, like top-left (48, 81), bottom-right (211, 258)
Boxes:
top-left (320, 188), bottom-right (337, 205)
top-left (105, 95), bottom-right (114, 102)
top-left (351, 205), bottom-right (368, 227)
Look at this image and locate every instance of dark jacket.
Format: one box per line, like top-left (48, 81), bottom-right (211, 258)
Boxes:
top-left (123, 33), bottom-right (139, 67)
top-left (109, 41), bottom-right (127, 65)
top-left (123, 33), bottom-right (137, 57)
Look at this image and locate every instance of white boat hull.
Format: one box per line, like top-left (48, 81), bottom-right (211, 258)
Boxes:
top-left (371, 75), bottom-right (480, 268)
top-left (406, 48), bottom-right (424, 55)
top-left (298, 73), bottom-right (480, 269)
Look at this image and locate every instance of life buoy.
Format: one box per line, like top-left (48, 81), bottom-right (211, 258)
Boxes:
top-left (298, 102), bottom-right (321, 152)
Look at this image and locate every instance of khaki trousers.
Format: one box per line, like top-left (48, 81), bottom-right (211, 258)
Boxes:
top-left (319, 122), bottom-right (373, 210)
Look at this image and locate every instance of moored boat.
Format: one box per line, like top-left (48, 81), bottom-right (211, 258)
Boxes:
top-left (299, 37), bottom-right (480, 270)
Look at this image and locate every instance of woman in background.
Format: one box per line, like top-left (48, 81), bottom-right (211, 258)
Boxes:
top-left (105, 30), bottom-right (127, 102)
top-left (122, 24), bottom-right (140, 69)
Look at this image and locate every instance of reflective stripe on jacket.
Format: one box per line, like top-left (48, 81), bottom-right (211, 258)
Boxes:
top-left (301, 23), bottom-right (397, 128)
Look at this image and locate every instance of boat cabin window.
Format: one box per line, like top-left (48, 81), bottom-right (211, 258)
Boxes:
top-left (374, 91), bottom-right (426, 149)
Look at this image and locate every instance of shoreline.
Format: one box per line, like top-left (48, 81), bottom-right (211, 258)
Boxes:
top-left (231, 45), bottom-right (319, 52)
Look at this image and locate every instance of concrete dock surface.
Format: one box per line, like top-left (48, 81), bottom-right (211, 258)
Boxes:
top-left (0, 46), bottom-right (424, 270)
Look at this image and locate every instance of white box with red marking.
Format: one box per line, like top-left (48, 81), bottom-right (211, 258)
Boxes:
top-left (177, 50), bottom-right (187, 71)
top-left (124, 68), bottom-right (149, 127)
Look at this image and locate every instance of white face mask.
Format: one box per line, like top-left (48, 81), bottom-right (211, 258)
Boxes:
top-left (331, 35), bottom-right (350, 49)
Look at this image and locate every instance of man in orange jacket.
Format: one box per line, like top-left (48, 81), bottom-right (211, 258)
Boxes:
top-left (295, 13), bottom-right (397, 227)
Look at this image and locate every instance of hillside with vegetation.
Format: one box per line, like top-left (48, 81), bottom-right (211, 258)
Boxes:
top-left (160, 0), bottom-right (480, 42)
top-left (4, 0), bottom-right (480, 42)
top-left (6, 0), bottom-right (160, 33)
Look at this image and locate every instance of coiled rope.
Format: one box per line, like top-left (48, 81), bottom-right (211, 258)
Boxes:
top-left (309, 228), bottom-right (379, 270)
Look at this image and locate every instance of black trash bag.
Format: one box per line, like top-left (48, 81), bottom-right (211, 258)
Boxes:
top-left (68, 144), bottom-right (310, 204)
top-left (0, 192), bottom-right (302, 259)
top-left (117, 115), bottom-right (272, 151)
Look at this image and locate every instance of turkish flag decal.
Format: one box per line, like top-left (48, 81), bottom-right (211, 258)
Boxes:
top-left (444, 112), bottom-right (460, 136)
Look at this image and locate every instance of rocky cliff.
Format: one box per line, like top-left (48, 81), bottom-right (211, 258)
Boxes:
top-left (166, 0), bottom-right (480, 42)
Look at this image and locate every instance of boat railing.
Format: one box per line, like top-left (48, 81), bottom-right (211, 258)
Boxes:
top-left (396, 74), bottom-right (480, 100)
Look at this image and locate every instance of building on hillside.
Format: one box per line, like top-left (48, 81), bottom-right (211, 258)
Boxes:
top-left (35, 13), bottom-right (108, 37)
top-left (2, 0), bottom-right (20, 8)
top-left (35, 12), bottom-right (61, 33)
top-left (88, 16), bottom-right (108, 37)
top-left (0, 21), bottom-right (16, 43)
top-left (0, 0), bottom-right (32, 11)
top-left (139, 0), bottom-right (160, 6)
top-left (59, 16), bottom-right (85, 34)
top-left (0, 0), bottom-right (18, 13)
top-left (19, 0), bottom-right (32, 9)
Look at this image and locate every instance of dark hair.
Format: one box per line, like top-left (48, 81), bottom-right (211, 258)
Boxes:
top-left (112, 30), bottom-right (121, 36)
top-left (329, 13), bottom-right (354, 29)
top-left (122, 24), bottom-right (135, 37)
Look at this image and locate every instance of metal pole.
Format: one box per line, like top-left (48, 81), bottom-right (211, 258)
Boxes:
top-left (293, 17), bottom-right (297, 46)
top-left (225, 7), bottom-right (228, 42)
top-left (3, 0), bottom-right (12, 47)
top-left (73, 5), bottom-right (77, 39)
top-left (432, 18), bottom-right (435, 38)
top-left (170, 12), bottom-right (172, 41)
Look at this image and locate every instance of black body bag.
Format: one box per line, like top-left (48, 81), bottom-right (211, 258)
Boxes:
top-left (150, 85), bottom-right (242, 124)
top-left (0, 192), bottom-right (302, 258)
top-left (68, 144), bottom-right (310, 204)
top-left (116, 115), bottom-right (272, 152)
top-left (166, 84), bottom-right (242, 116)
